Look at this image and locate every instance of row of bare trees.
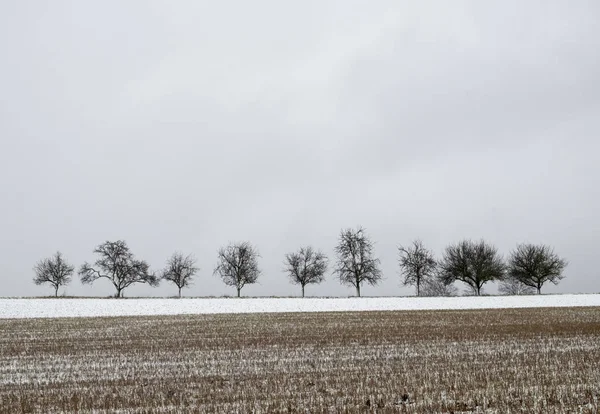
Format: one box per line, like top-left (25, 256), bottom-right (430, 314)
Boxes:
top-left (34, 242), bottom-right (196, 298)
top-left (399, 239), bottom-right (568, 296)
top-left (33, 227), bottom-right (568, 297)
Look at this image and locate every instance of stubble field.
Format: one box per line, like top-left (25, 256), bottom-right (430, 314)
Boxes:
top-left (1, 307), bottom-right (599, 413)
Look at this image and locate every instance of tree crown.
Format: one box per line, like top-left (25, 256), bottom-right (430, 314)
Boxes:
top-left (79, 240), bottom-right (158, 296)
top-left (507, 243), bottom-right (567, 293)
top-left (398, 240), bottom-right (437, 295)
top-left (284, 246), bottom-right (328, 287)
top-left (214, 242), bottom-right (261, 290)
top-left (333, 226), bottom-right (382, 288)
top-left (439, 239), bottom-right (505, 294)
top-left (33, 251), bottom-right (74, 294)
top-left (161, 252), bottom-right (199, 290)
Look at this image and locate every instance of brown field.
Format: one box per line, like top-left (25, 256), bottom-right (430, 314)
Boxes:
top-left (1, 307), bottom-right (599, 413)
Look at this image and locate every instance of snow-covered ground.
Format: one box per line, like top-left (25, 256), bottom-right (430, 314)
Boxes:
top-left (1, 294), bottom-right (599, 319)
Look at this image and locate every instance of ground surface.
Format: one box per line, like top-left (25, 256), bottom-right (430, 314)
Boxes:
top-left (1, 294), bottom-right (600, 318)
top-left (1, 307), bottom-right (599, 413)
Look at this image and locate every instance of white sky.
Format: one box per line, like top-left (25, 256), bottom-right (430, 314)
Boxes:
top-left (1, 1), bottom-right (598, 297)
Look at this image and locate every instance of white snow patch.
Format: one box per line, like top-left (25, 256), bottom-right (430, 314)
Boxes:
top-left (0, 294), bottom-right (599, 319)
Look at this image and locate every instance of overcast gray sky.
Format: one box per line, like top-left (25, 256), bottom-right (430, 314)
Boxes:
top-left (1, 1), bottom-right (598, 298)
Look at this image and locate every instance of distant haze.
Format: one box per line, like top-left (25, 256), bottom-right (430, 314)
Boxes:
top-left (1, 1), bottom-right (598, 297)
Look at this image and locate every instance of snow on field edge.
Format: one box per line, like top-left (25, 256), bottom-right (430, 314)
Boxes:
top-left (1, 294), bottom-right (600, 319)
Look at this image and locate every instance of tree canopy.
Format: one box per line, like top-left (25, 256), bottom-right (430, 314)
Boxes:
top-left (507, 244), bottom-right (567, 294)
top-left (284, 246), bottom-right (328, 297)
top-left (79, 240), bottom-right (158, 297)
top-left (214, 242), bottom-right (261, 297)
top-left (333, 226), bottom-right (382, 297)
top-left (33, 251), bottom-right (74, 297)
top-left (398, 240), bottom-right (437, 296)
top-left (161, 252), bottom-right (199, 297)
top-left (439, 239), bottom-right (505, 296)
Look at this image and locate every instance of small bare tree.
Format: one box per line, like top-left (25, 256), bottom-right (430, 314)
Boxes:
top-left (33, 251), bottom-right (74, 297)
top-left (161, 253), bottom-right (199, 297)
top-left (214, 242), bottom-right (261, 297)
top-left (79, 240), bottom-right (159, 298)
top-left (333, 226), bottom-right (382, 297)
top-left (398, 240), bottom-right (437, 296)
top-left (420, 277), bottom-right (458, 297)
top-left (439, 239), bottom-right (505, 296)
top-left (507, 243), bottom-right (567, 294)
top-left (498, 278), bottom-right (535, 295)
top-left (284, 246), bottom-right (328, 297)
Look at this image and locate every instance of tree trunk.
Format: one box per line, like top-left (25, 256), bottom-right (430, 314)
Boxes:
top-left (416, 280), bottom-right (420, 297)
top-left (537, 285), bottom-right (542, 295)
top-left (356, 283), bottom-right (361, 297)
top-left (178, 287), bottom-right (182, 298)
top-left (302, 284), bottom-right (305, 298)
top-left (116, 288), bottom-right (122, 298)
top-left (54, 285), bottom-right (59, 297)
top-left (237, 287), bottom-right (241, 298)
top-left (476, 285), bottom-right (481, 296)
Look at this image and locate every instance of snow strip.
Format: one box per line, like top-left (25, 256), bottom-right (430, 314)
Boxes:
top-left (1, 294), bottom-right (599, 319)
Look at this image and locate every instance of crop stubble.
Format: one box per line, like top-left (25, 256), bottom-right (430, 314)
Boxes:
top-left (0, 307), bottom-right (599, 413)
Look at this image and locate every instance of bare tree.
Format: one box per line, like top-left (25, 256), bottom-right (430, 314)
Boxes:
top-left (214, 242), bottom-right (261, 297)
top-left (498, 278), bottom-right (535, 295)
top-left (420, 277), bottom-right (458, 297)
top-left (161, 253), bottom-right (199, 297)
top-left (79, 240), bottom-right (159, 298)
top-left (33, 251), bottom-right (74, 297)
top-left (398, 240), bottom-right (437, 296)
top-left (284, 246), bottom-right (328, 297)
top-left (333, 226), bottom-right (382, 297)
top-left (507, 243), bottom-right (567, 294)
top-left (439, 239), bottom-right (505, 296)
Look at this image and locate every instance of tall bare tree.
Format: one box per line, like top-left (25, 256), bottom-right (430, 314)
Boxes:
top-left (79, 240), bottom-right (159, 298)
top-left (398, 240), bottom-right (437, 296)
top-left (507, 243), bottom-right (567, 294)
top-left (439, 239), bottom-right (505, 296)
top-left (284, 246), bottom-right (328, 297)
top-left (161, 253), bottom-right (199, 297)
top-left (333, 226), bottom-right (382, 297)
top-left (214, 242), bottom-right (261, 297)
top-left (33, 251), bottom-right (74, 297)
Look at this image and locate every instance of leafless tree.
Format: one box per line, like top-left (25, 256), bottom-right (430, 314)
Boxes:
top-left (79, 240), bottom-right (158, 298)
top-left (33, 251), bottom-right (74, 297)
top-left (284, 246), bottom-right (328, 297)
top-left (439, 239), bottom-right (505, 296)
top-left (398, 240), bottom-right (437, 296)
top-left (161, 253), bottom-right (199, 297)
top-left (333, 226), bottom-right (382, 297)
top-left (214, 242), bottom-right (261, 297)
top-left (420, 277), bottom-right (458, 297)
top-left (498, 278), bottom-right (535, 295)
top-left (507, 243), bottom-right (567, 294)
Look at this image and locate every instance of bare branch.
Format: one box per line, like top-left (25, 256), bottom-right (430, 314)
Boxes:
top-left (498, 278), bottom-right (535, 295)
top-left (79, 263), bottom-right (103, 285)
top-left (420, 277), bottom-right (458, 297)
